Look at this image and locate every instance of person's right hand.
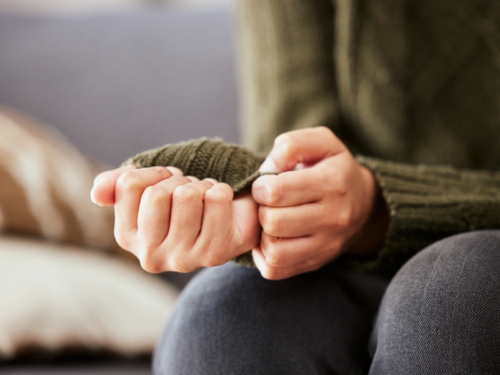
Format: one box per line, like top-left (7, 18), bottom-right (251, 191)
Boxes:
top-left (90, 165), bottom-right (260, 273)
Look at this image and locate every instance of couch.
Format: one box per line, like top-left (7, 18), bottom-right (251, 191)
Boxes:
top-left (0, 5), bottom-right (238, 374)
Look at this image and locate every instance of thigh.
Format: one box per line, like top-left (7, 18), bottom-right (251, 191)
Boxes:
top-left (154, 259), bottom-right (388, 375)
top-left (370, 230), bottom-right (500, 375)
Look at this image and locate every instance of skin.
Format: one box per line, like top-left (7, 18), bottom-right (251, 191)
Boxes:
top-left (91, 127), bottom-right (388, 280)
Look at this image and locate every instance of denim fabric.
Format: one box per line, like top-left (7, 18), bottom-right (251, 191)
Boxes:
top-left (369, 230), bottom-right (500, 375)
top-left (154, 230), bottom-right (500, 374)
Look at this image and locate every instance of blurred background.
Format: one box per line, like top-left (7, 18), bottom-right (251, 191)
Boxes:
top-left (0, 0), bottom-right (239, 373)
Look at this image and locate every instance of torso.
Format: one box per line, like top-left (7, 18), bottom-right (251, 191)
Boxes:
top-left (335, 0), bottom-right (500, 169)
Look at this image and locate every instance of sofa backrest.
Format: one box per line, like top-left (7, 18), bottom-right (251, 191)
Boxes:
top-left (0, 8), bottom-right (239, 167)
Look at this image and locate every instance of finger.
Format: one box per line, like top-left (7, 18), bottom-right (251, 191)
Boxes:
top-left (232, 192), bottom-right (261, 253)
top-left (252, 247), bottom-right (319, 280)
top-left (197, 183), bottom-right (235, 266)
top-left (203, 178), bottom-right (218, 184)
top-left (114, 167), bottom-right (174, 233)
top-left (186, 176), bottom-right (199, 182)
top-left (91, 165), bottom-right (136, 206)
top-left (183, 179), bottom-right (214, 195)
top-left (259, 203), bottom-right (327, 237)
top-left (167, 180), bottom-right (214, 248)
top-left (137, 176), bottom-right (192, 249)
top-left (166, 166), bottom-right (183, 176)
top-left (259, 127), bottom-right (345, 173)
top-left (252, 170), bottom-right (325, 207)
top-left (259, 233), bottom-right (320, 268)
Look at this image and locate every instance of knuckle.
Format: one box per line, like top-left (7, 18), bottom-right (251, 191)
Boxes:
top-left (143, 186), bottom-right (167, 204)
top-left (334, 210), bottom-right (352, 228)
top-left (150, 166), bottom-right (171, 177)
top-left (173, 185), bottom-right (199, 203)
top-left (166, 166), bottom-right (183, 176)
top-left (264, 179), bottom-right (282, 205)
top-left (261, 210), bottom-right (282, 236)
top-left (318, 126), bottom-right (340, 146)
top-left (328, 170), bottom-right (348, 196)
top-left (205, 189), bottom-right (227, 204)
top-left (198, 180), bottom-right (213, 189)
top-left (170, 175), bottom-right (190, 184)
top-left (169, 257), bottom-right (194, 273)
top-left (205, 183), bottom-right (233, 204)
top-left (336, 180), bottom-right (348, 197)
top-left (265, 247), bottom-right (286, 267)
top-left (219, 183), bottom-right (234, 195)
top-left (139, 253), bottom-right (162, 274)
top-left (116, 171), bottom-right (141, 192)
top-left (275, 134), bottom-right (297, 160)
top-left (318, 126), bottom-right (334, 138)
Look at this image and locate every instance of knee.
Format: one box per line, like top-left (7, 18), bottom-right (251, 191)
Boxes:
top-left (370, 230), bottom-right (500, 373)
top-left (391, 230), bottom-right (500, 302)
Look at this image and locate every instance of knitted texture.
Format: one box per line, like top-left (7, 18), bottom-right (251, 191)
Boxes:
top-left (237, 0), bottom-right (500, 277)
top-left (122, 138), bottom-right (266, 194)
top-left (122, 138), bottom-right (268, 267)
top-left (120, 1), bottom-right (500, 277)
top-left (355, 156), bottom-right (500, 276)
top-left (237, 0), bottom-right (339, 155)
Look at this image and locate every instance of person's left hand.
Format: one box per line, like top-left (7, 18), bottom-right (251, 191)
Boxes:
top-left (251, 127), bottom-right (388, 280)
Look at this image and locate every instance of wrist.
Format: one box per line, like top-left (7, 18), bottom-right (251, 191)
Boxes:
top-left (347, 166), bottom-right (389, 257)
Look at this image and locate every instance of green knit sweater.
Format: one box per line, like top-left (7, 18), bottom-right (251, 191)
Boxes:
top-left (122, 138), bottom-right (268, 267)
top-left (125, 0), bottom-right (500, 278)
top-left (236, 0), bottom-right (500, 277)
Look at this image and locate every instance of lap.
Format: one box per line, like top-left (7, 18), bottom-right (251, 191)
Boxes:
top-left (154, 259), bottom-right (388, 375)
top-left (154, 230), bottom-right (500, 375)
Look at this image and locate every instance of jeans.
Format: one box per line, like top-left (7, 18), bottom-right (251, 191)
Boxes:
top-left (153, 230), bottom-right (500, 374)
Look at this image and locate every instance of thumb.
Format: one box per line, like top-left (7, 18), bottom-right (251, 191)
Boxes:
top-left (259, 126), bottom-right (346, 173)
top-left (232, 193), bottom-right (261, 255)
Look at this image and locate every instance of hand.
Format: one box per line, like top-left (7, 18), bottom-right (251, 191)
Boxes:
top-left (91, 165), bottom-right (260, 273)
top-left (251, 127), bottom-right (388, 280)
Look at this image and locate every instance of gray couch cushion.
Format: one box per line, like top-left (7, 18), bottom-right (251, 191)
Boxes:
top-left (0, 8), bottom-right (239, 167)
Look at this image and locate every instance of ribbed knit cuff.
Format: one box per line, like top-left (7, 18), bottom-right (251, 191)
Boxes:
top-left (354, 155), bottom-right (500, 277)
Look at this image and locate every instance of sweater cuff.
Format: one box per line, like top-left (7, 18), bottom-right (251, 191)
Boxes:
top-left (353, 155), bottom-right (500, 277)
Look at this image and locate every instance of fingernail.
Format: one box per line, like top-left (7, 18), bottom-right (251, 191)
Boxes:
top-left (259, 158), bottom-right (279, 173)
top-left (90, 181), bottom-right (104, 206)
top-left (255, 174), bottom-right (276, 186)
top-left (93, 175), bottom-right (105, 186)
top-left (90, 185), bottom-right (98, 205)
top-left (166, 166), bottom-right (183, 176)
top-left (252, 174), bottom-right (276, 202)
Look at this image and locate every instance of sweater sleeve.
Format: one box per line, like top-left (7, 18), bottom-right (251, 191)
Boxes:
top-left (354, 155), bottom-right (500, 277)
top-left (236, 0), bottom-right (340, 154)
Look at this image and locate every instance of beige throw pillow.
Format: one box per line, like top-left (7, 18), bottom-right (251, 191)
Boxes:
top-left (0, 107), bottom-right (124, 257)
top-left (0, 235), bottom-right (179, 359)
